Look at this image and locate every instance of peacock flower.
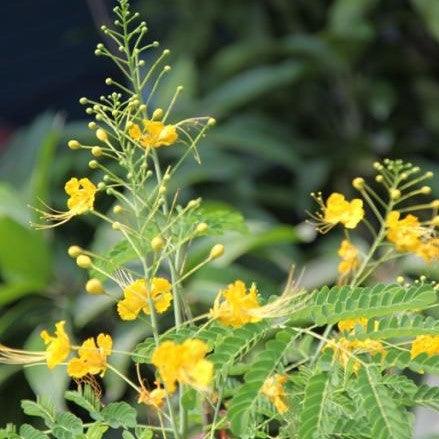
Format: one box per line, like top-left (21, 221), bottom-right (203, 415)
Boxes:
top-left (415, 238), bottom-right (439, 263)
top-left (385, 211), bottom-right (424, 253)
top-left (138, 385), bottom-right (167, 409)
top-left (210, 280), bottom-right (262, 328)
top-left (310, 192), bottom-right (364, 233)
top-left (67, 334), bottom-right (112, 378)
top-left (337, 317), bottom-right (368, 333)
top-left (40, 321), bottom-right (71, 369)
top-left (129, 119), bottom-right (178, 149)
top-left (151, 339), bottom-right (213, 394)
top-left (261, 374), bottom-right (289, 414)
top-left (337, 240), bottom-right (360, 278)
top-left (326, 337), bottom-right (385, 373)
top-left (410, 335), bottom-right (439, 359)
top-left (117, 278), bottom-right (173, 321)
top-left (34, 177), bottom-right (96, 228)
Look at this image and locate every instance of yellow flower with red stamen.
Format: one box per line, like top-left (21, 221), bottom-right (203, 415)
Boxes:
top-left (40, 321), bottom-right (71, 369)
top-left (129, 119), bottom-right (178, 149)
top-left (386, 211), bottom-right (423, 252)
top-left (410, 335), bottom-right (439, 359)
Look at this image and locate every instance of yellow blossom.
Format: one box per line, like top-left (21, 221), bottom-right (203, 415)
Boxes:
top-left (34, 177), bottom-right (96, 228)
top-left (311, 192), bottom-right (364, 233)
top-left (210, 280), bottom-right (262, 328)
top-left (261, 374), bottom-right (288, 414)
top-left (67, 334), bottom-right (112, 378)
top-left (326, 337), bottom-right (385, 373)
top-left (39, 321), bottom-right (71, 369)
top-left (337, 240), bottom-right (360, 277)
top-left (337, 317), bottom-right (368, 333)
top-left (129, 119), bottom-right (178, 149)
top-left (151, 339), bottom-right (213, 394)
top-left (410, 335), bottom-right (439, 359)
top-left (386, 211), bottom-right (423, 252)
top-left (117, 278), bottom-right (172, 320)
top-left (415, 238), bottom-right (439, 263)
top-left (138, 386), bottom-right (167, 409)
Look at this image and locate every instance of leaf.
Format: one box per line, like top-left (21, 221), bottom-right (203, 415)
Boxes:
top-left (227, 329), bottom-right (296, 436)
top-left (412, 0), bottom-right (439, 42)
top-left (350, 314), bottom-right (439, 340)
top-left (383, 348), bottom-right (439, 375)
top-left (51, 412), bottom-right (83, 439)
top-left (357, 367), bottom-right (412, 439)
top-left (19, 425), bottom-right (49, 439)
top-left (297, 372), bottom-right (332, 439)
top-left (64, 385), bottom-right (101, 420)
top-left (309, 284), bottom-right (436, 325)
top-left (202, 61), bottom-right (305, 117)
top-left (84, 423), bottom-right (108, 439)
top-left (411, 385), bottom-right (439, 411)
top-left (21, 399), bottom-right (55, 428)
top-left (101, 402), bottom-right (137, 428)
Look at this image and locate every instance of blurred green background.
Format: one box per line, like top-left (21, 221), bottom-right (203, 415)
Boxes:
top-left (0, 0), bottom-right (439, 436)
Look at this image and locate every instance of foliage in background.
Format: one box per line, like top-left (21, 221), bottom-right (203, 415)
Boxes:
top-left (1, 0), bottom-right (439, 435)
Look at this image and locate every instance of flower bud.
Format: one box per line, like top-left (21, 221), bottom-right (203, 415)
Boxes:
top-left (432, 216), bottom-right (439, 227)
top-left (196, 223), bottom-right (208, 234)
top-left (209, 244), bottom-right (224, 260)
top-left (396, 276), bottom-right (405, 284)
top-left (432, 200), bottom-right (439, 209)
top-left (187, 198), bottom-right (201, 209)
top-left (68, 140), bottom-right (80, 150)
top-left (352, 177), bottom-right (365, 190)
top-left (375, 175), bottom-right (384, 183)
top-left (113, 205), bottom-right (123, 214)
top-left (373, 162), bottom-right (383, 171)
top-left (112, 221), bottom-right (121, 230)
top-left (91, 146), bottom-right (103, 157)
top-left (152, 108), bottom-right (163, 120)
top-left (159, 186), bottom-right (167, 195)
top-left (85, 278), bottom-right (104, 295)
top-left (96, 128), bottom-right (108, 142)
top-left (426, 171), bottom-right (434, 178)
top-left (68, 245), bottom-right (82, 258)
top-left (88, 122), bottom-right (97, 130)
top-left (390, 189), bottom-right (401, 200)
top-left (151, 235), bottom-right (165, 251)
top-left (421, 186), bottom-right (432, 194)
top-left (79, 97), bottom-right (88, 105)
top-left (208, 117), bottom-right (216, 126)
top-left (88, 160), bottom-right (99, 169)
top-left (76, 255), bottom-right (92, 268)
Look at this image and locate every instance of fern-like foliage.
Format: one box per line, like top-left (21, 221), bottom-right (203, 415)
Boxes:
top-left (356, 367), bottom-right (412, 439)
top-left (383, 348), bottom-right (439, 374)
top-left (297, 371), bottom-right (332, 439)
top-left (308, 284), bottom-right (436, 325)
top-left (227, 329), bottom-right (297, 436)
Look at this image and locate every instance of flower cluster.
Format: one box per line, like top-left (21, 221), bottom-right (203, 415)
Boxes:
top-left (261, 374), bottom-right (289, 414)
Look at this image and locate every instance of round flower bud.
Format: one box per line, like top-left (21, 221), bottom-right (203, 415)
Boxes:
top-left (112, 205), bottom-right (123, 214)
top-left (96, 128), bottom-right (108, 142)
top-left (159, 186), bottom-right (167, 195)
top-left (373, 162), bottom-right (383, 170)
top-left (209, 244), bottom-right (225, 260)
top-left (396, 276), bottom-right (405, 285)
top-left (390, 189), bottom-right (401, 200)
top-left (426, 171), bottom-right (434, 178)
top-left (76, 255), bottom-right (92, 269)
top-left (68, 245), bottom-right (82, 258)
top-left (152, 108), bottom-right (163, 120)
top-left (196, 223), bottom-right (208, 234)
top-left (187, 198), bottom-right (201, 209)
top-left (112, 221), bottom-right (121, 230)
top-left (88, 122), bottom-right (97, 130)
top-left (208, 118), bottom-right (216, 126)
top-left (352, 177), bottom-right (365, 190)
top-left (431, 216), bottom-right (439, 227)
top-left (105, 77), bottom-right (112, 85)
top-left (88, 160), bottom-right (99, 169)
top-left (91, 146), bottom-right (103, 157)
top-left (68, 140), bottom-right (80, 150)
top-left (79, 97), bottom-right (88, 105)
top-left (421, 186), bottom-right (432, 194)
top-left (97, 182), bottom-right (105, 190)
top-left (85, 278), bottom-right (104, 295)
top-left (151, 235), bottom-right (165, 251)
top-left (432, 200), bottom-right (439, 209)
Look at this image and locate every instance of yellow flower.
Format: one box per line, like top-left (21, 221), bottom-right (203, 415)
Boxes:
top-left (40, 321), bottom-right (71, 369)
top-left (117, 278), bottom-right (172, 320)
top-left (261, 374), bottom-right (288, 414)
top-left (326, 337), bottom-right (385, 373)
top-left (386, 211), bottom-right (423, 252)
top-left (410, 335), bottom-right (439, 359)
top-left (34, 177), bottom-right (96, 228)
top-left (151, 339), bottom-right (213, 394)
top-left (210, 280), bottom-right (262, 328)
top-left (337, 317), bottom-right (368, 333)
top-left (138, 385), bottom-right (167, 409)
top-left (311, 192), bottom-right (364, 233)
top-left (337, 240), bottom-right (360, 277)
top-left (415, 238), bottom-right (439, 263)
top-left (67, 334), bottom-right (112, 378)
top-left (129, 119), bottom-right (178, 149)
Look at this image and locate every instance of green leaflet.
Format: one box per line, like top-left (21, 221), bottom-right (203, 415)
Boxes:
top-left (64, 385), bottom-right (102, 420)
top-left (51, 413), bottom-right (83, 439)
top-left (410, 384), bottom-right (439, 411)
top-left (19, 425), bottom-right (49, 439)
top-left (356, 367), bottom-right (412, 439)
top-left (227, 329), bottom-right (296, 436)
top-left (297, 371), bottom-right (332, 439)
top-left (100, 402), bottom-right (137, 429)
top-left (309, 284), bottom-right (436, 325)
top-left (383, 348), bottom-right (439, 374)
top-left (349, 314), bottom-right (439, 340)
